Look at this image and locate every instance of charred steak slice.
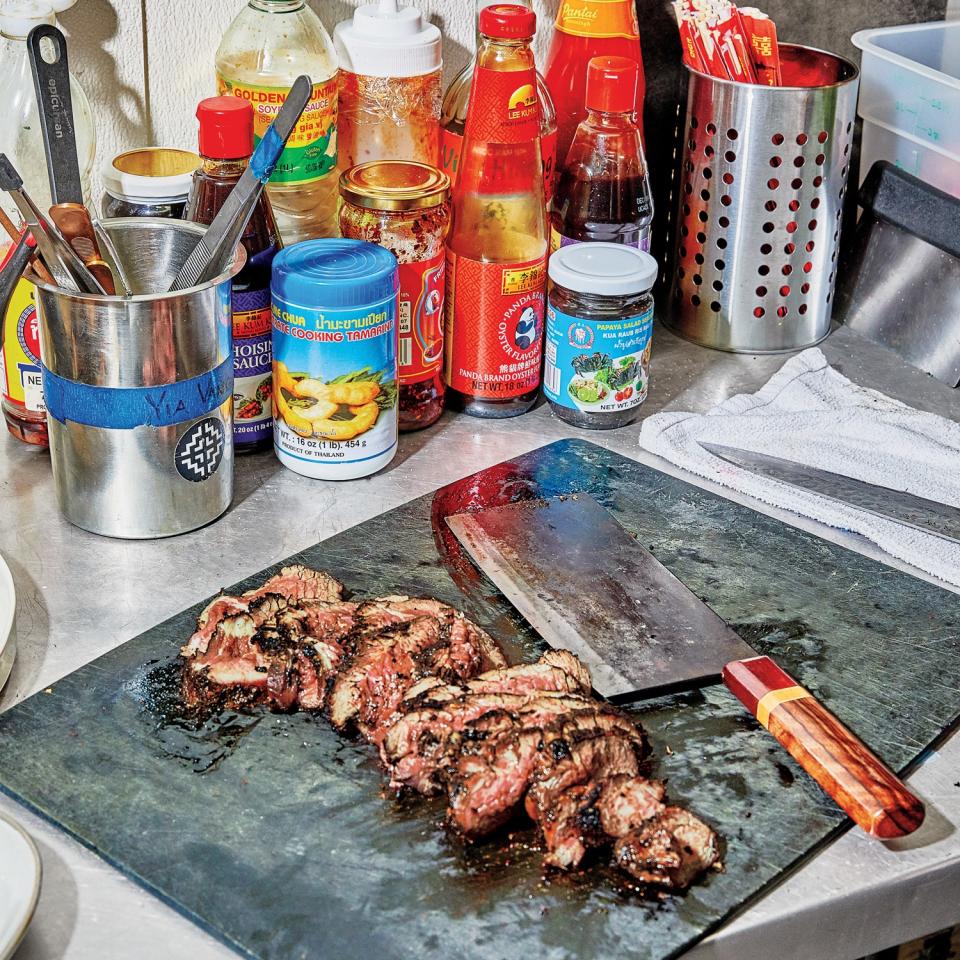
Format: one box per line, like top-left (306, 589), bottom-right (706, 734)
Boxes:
top-left (385, 652), bottom-right (595, 788)
top-left (183, 598), bottom-right (360, 712)
top-left (613, 807), bottom-right (720, 890)
top-left (538, 774), bottom-right (666, 869)
top-left (447, 716), bottom-right (544, 838)
top-left (447, 703), bottom-right (642, 840)
top-left (183, 565), bottom-right (343, 656)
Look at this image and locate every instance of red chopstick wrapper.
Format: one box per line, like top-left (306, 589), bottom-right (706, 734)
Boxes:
top-left (739, 7), bottom-right (782, 85)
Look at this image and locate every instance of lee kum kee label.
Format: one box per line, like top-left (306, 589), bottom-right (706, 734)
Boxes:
top-left (554, 0), bottom-right (640, 39)
top-left (465, 67), bottom-right (540, 145)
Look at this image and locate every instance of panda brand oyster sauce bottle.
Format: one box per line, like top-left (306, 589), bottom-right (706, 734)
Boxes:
top-left (444, 4), bottom-right (548, 420)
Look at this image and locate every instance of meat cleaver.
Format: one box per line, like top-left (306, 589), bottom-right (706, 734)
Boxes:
top-left (446, 494), bottom-right (925, 839)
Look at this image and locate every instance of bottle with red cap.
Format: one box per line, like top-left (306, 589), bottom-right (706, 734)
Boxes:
top-left (444, 3), bottom-right (548, 420)
top-left (544, 0), bottom-right (646, 165)
top-left (550, 56), bottom-right (653, 253)
top-left (186, 95), bottom-right (282, 453)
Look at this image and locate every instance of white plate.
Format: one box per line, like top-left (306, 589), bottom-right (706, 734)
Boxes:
top-left (0, 553), bottom-right (14, 693)
top-left (0, 814), bottom-right (41, 960)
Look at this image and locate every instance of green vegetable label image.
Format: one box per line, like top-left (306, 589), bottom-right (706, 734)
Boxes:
top-left (543, 305), bottom-right (653, 413)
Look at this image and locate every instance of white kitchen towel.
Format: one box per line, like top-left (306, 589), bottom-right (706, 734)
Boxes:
top-left (639, 347), bottom-right (960, 587)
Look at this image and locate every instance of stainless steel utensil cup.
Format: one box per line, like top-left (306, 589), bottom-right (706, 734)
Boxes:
top-left (667, 45), bottom-right (859, 353)
top-left (31, 218), bottom-right (244, 539)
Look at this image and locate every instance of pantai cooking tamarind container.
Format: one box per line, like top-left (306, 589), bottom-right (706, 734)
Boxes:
top-left (271, 239), bottom-right (400, 480)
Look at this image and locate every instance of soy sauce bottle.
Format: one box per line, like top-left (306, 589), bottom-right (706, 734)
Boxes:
top-left (551, 57), bottom-right (653, 253)
top-left (186, 97), bottom-right (281, 453)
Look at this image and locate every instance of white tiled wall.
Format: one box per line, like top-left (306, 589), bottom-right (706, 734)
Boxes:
top-left (56, 0), bottom-right (559, 207)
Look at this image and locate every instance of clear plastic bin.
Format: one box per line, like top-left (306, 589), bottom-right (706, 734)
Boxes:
top-left (860, 115), bottom-right (960, 199)
top-left (852, 21), bottom-right (960, 196)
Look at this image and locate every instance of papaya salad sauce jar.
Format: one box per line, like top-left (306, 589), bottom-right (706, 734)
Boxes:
top-left (339, 161), bottom-right (450, 431)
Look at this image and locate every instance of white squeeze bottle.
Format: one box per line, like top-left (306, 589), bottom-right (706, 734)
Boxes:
top-left (0, 0), bottom-right (96, 224)
top-left (216, 0), bottom-right (339, 244)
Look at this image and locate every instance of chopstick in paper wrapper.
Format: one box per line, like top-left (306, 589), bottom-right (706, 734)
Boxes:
top-left (740, 7), bottom-right (783, 85)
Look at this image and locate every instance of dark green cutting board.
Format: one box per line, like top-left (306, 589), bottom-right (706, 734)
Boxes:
top-left (1, 439), bottom-right (958, 960)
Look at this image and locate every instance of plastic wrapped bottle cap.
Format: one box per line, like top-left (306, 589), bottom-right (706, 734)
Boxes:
top-left (586, 56), bottom-right (639, 114)
top-left (334, 0), bottom-right (441, 79)
top-left (0, 0), bottom-right (56, 38)
top-left (548, 242), bottom-right (658, 296)
top-left (272, 239), bottom-right (399, 310)
top-left (196, 96), bottom-right (254, 160)
top-left (479, 4), bottom-right (536, 40)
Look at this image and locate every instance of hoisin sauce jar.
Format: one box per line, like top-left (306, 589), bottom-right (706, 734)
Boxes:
top-left (339, 161), bottom-right (450, 431)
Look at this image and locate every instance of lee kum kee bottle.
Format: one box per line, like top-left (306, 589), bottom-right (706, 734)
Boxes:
top-left (439, 0), bottom-right (557, 201)
top-left (551, 56), bottom-right (654, 252)
top-left (444, 4), bottom-right (549, 419)
top-left (186, 96), bottom-right (281, 453)
top-left (544, 0), bottom-right (646, 164)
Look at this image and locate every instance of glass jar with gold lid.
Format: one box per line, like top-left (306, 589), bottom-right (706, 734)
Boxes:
top-left (339, 161), bottom-right (451, 431)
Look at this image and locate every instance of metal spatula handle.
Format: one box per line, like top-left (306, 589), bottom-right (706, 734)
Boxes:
top-left (168, 75), bottom-right (313, 293)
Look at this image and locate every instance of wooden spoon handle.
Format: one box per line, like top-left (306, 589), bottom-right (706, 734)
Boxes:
top-left (48, 203), bottom-right (115, 294)
top-left (723, 656), bottom-right (925, 839)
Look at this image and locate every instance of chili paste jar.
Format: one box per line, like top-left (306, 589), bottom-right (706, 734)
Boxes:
top-left (545, 242), bottom-right (657, 430)
top-left (339, 161), bottom-right (450, 431)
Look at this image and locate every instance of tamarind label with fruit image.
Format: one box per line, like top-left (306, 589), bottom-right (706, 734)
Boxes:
top-left (271, 295), bottom-right (398, 466)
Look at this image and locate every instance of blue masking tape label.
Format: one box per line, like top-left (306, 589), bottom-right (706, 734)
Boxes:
top-left (251, 126), bottom-right (284, 182)
top-left (43, 357), bottom-right (233, 429)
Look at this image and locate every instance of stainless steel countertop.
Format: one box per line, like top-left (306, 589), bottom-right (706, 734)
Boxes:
top-left (2, 324), bottom-right (958, 960)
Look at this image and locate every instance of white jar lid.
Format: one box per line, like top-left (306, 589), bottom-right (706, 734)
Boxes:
top-left (334, 0), bottom-right (441, 79)
top-left (549, 242), bottom-right (658, 296)
top-left (0, 0), bottom-right (56, 38)
top-left (102, 148), bottom-right (200, 203)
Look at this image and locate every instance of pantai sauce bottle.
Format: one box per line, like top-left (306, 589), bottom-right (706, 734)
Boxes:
top-left (544, 0), bottom-right (646, 165)
top-left (444, 4), bottom-right (548, 420)
top-left (440, 0), bottom-right (557, 202)
top-left (551, 56), bottom-right (653, 252)
top-left (186, 97), bottom-right (281, 453)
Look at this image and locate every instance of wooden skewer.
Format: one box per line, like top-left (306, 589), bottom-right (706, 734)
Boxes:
top-left (0, 205), bottom-right (55, 285)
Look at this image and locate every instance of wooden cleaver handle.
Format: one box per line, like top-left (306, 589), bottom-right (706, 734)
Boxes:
top-left (723, 656), bottom-right (925, 839)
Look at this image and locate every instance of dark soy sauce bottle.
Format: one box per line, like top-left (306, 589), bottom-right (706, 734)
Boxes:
top-left (185, 96), bottom-right (281, 453)
top-left (551, 56), bottom-right (653, 253)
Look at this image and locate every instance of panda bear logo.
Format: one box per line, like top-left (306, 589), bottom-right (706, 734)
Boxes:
top-left (514, 306), bottom-right (538, 350)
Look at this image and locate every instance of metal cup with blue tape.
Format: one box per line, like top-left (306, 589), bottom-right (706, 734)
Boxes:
top-left (31, 217), bottom-right (245, 539)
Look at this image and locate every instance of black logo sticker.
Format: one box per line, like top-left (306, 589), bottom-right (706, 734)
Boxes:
top-left (175, 417), bottom-right (225, 483)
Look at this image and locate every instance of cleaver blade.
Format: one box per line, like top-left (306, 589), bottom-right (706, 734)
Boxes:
top-left (445, 493), bottom-right (755, 700)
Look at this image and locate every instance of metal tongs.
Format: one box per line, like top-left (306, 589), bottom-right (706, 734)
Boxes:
top-left (0, 153), bottom-right (106, 294)
top-left (168, 75), bottom-right (313, 293)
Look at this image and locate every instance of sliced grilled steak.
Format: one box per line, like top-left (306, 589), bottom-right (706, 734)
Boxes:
top-left (524, 712), bottom-right (648, 823)
top-left (183, 565), bottom-right (343, 656)
top-left (447, 715), bottom-right (543, 837)
top-left (446, 704), bottom-right (643, 839)
top-left (383, 687), bottom-right (596, 795)
top-left (385, 652), bottom-right (595, 786)
top-left (613, 807), bottom-right (720, 890)
top-left (538, 774), bottom-right (667, 869)
top-left (182, 598), bottom-right (359, 712)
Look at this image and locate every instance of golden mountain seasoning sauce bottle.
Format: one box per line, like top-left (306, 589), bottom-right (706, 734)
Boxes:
top-left (339, 162), bottom-right (450, 431)
top-left (444, 4), bottom-right (549, 419)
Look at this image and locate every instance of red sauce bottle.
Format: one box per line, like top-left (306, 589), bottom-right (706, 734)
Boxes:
top-left (544, 0), bottom-right (646, 166)
top-left (551, 56), bottom-right (653, 253)
top-left (185, 97), bottom-right (281, 454)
